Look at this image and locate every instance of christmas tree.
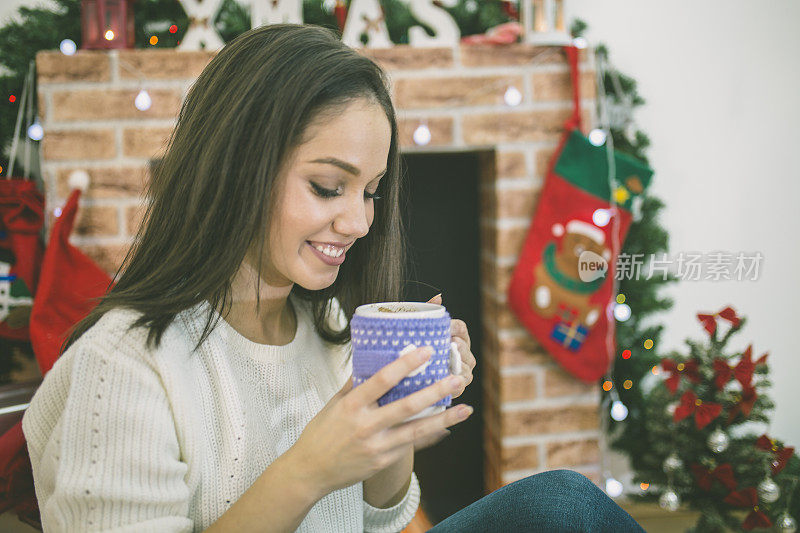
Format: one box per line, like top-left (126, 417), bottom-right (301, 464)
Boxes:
top-left (628, 306), bottom-right (799, 532)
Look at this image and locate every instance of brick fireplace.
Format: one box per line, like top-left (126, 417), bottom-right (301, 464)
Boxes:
top-left (35, 41), bottom-right (601, 494)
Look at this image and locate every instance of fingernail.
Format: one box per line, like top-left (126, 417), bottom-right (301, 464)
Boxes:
top-left (459, 405), bottom-right (474, 417)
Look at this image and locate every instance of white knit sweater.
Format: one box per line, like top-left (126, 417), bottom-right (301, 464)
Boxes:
top-left (21, 294), bottom-right (420, 532)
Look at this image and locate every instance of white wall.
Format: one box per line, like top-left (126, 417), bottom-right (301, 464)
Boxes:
top-left (571, 0), bottom-right (800, 450)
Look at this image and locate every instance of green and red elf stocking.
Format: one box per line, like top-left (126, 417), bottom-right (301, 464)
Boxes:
top-left (0, 178), bottom-right (45, 341)
top-left (506, 45), bottom-right (654, 383)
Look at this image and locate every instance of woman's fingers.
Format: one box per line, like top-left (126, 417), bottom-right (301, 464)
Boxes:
top-left (383, 402), bottom-right (473, 450)
top-left (373, 373), bottom-right (466, 432)
top-left (349, 345), bottom-right (435, 408)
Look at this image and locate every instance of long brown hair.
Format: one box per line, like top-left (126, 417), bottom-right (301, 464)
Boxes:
top-left (61, 23), bottom-right (407, 356)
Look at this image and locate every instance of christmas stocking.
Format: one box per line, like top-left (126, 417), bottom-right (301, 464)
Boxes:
top-left (0, 179), bottom-right (45, 341)
top-left (29, 188), bottom-right (114, 374)
top-left (506, 46), bottom-right (654, 383)
top-left (0, 189), bottom-right (114, 528)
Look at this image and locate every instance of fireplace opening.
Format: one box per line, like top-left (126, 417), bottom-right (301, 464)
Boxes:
top-left (401, 149), bottom-right (487, 523)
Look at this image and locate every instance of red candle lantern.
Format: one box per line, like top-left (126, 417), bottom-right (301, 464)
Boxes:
top-left (80, 0), bottom-right (136, 50)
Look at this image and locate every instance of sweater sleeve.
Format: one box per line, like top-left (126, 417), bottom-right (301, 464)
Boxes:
top-left (21, 340), bottom-right (194, 533)
top-left (363, 470), bottom-right (421, 533)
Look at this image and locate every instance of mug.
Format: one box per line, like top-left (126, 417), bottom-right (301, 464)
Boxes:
top-left (350, 301), bottom-right (462, 422)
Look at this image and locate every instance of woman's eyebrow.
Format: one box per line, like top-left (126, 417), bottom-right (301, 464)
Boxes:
top-left (309, 157), bottom-right (387, 179)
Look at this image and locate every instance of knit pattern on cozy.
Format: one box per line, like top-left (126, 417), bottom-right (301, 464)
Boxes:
top-left (350, 313), bottom-right (454, 408)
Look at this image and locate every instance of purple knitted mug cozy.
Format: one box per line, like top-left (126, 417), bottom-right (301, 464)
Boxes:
top-left (350, 311), bottom-right (454, 408)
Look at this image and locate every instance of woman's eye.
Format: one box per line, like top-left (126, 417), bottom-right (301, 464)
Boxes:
top-left (311, 182), bottom-right (382, 201)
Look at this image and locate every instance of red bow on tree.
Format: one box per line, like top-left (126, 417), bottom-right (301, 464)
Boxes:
top-left (697, 306), bottom-right (741, 336)
top-left (674, 390), bottom-right (722, 430)
top-left (723, 488), bottom-right (772, 530)
top-left (661, 358), bottom-right (701, 394)
top-left (726, 384), bottom-right (758, 425)
top-left (690, 462), bottom-right (738, 491)
top-left (712, 345), bottom-right (768, 390)
top-left (755, 435), bottom-right (795, 475)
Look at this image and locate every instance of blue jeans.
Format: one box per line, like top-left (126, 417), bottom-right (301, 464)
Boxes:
top-left (426, 470), bottom-right (645, 533)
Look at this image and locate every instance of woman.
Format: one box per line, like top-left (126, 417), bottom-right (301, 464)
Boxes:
top-left (21, 23), bottom-right (644, 532)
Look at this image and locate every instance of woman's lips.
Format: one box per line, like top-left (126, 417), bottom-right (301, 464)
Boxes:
top-left (306, 241), bottom-right (346, 266)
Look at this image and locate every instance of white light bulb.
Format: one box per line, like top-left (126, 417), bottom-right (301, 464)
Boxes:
top-left (592, 208), bottom-right (611, 227)
top-left (60, 39), bottom-right (77, 56)
top-left (27, 120), bottom-right (43, 141)
top-left (465, 0), bottom-right (478, 13)
top-left (611, 400), bottom-right (629, 421)
top-left (135, 89), bottom-right (152, 111)
top-left (413, 124), bottom-right (431, 146)
top-left (105, 30), bottom-right (115, 41)
top-left (614, 303), bottom-right (631, 322)
top-left (589, 129), bottom-right (607, 146)
top-left (605, 477), bottom-right (624, 497)
top-left (54, 207), bottom-right (62, 218)
top-left (572, 37), bottom-right (588, 49)
top-left (504, 86), bottom-right (522, 107)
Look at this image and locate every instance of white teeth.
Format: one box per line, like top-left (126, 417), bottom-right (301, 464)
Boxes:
top-left (312, 243), bottom-right (344, 258)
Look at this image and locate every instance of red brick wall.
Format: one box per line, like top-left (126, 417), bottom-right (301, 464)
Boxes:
top-left (36, 42), bottom-right (601, 493)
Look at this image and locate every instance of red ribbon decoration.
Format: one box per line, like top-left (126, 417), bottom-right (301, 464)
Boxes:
top-left (755, 435), bottom-right (795, 475)
top-left (690, 462), bottom-right (738, 491)
top-left (673, 390), bottom-right (722, 430)
top-left (723, 488), bottom-right (772, 530)
top-left (661, 359), bottom-right (702, 394)
top-left (712, 358), bottom-right (733, 390)
top-left (712, 345), bottom-right (768, 390)
top-left (697, 306), bottom-right (741, 336)
top-left (726, 385), bottom-right (758, 425)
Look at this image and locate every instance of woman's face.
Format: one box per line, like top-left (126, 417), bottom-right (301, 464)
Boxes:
top-left (258, 98), bottom-right (392, 291)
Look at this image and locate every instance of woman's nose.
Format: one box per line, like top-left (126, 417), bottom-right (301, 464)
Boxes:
top-left (333, 196), bottom-right (371, 239)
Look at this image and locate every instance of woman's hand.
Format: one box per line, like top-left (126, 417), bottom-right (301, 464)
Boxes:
top-left (428, 293), bottom-right (477, 400)
top-left (287, 345), bottom-right (473, 496)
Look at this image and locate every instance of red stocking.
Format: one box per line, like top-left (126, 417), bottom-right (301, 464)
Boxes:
top-left (0, 179), bottom-right (45, 341)
top-left (506, 46), bottom-right (654, 383)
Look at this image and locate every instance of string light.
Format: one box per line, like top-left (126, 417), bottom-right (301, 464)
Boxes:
top-left (605, 477), bottom-right (624, 497)
top-left (60, 39), bottom-right (76, 55)
top-left (54, 207), bottom-right (62, 218)
top-left (504, 86), bottom-right (522, 107)
top-left (623, 379), bottom-right (633, 389)
top-left (135, 89), bottom-right (152, 111)
top-left (8, 95), bottom-right (15, 103)
top-left (614, 303), bottom-right (631, 322)
top-left (588, 128), bottom-right (606, 146)
top-left (644, 338), bottom-right (654, 350)
top-left (413, 123), bottom-right (431, 146)
top-left (640, 482), bottom-right (650, 491)
top-left (602, 380), bottom-right (613, 391)
top-left (622, 349), bottom-right (631, 359)
top-left (651, 365), bottom-right (660, 375)
top-left (169, 24), bottom-right (178, 33)
top-left (611, 400), bottom-right (628, 421)
top-left (27, 118), bottom-right (43, 141)
top-left (592, 208), bottom-right (612, 227)
top-left (149, 36), bottom-right (159, 45)
top-left (104, 30), bottom-right (115, 41)
top-left (616, 294), bottom-right (626, 304)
